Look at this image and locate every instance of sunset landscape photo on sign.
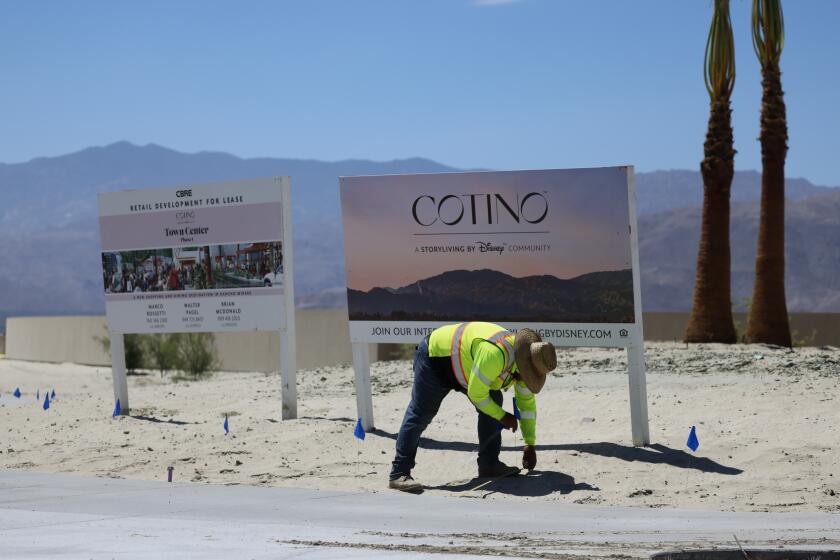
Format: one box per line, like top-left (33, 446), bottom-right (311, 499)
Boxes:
top-left (341, 167), bottom-right (635, 324)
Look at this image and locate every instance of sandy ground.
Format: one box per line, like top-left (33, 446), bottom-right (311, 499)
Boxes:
top-left (1, 342), bottom-right (839, 514)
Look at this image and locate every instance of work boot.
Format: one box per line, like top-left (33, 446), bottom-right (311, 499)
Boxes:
top-left (477, 461), bottom-right (520, 478)
top-left (388, 475), bottom-right (423, 494)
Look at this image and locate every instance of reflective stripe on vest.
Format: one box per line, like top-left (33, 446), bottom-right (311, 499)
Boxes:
top-left (488, 329), bottom-right (515, 371)
top-left (450, 323), bottom-right (515, 390)
top-left (450, 322), bottom-right (471, 389)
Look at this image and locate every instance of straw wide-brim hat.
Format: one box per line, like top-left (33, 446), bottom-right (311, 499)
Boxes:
top-left (514, 328), bottom-right (557, 394)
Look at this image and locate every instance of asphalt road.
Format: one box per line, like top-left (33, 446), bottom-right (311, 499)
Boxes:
top-left (1, 471), bottom-right (839, 559)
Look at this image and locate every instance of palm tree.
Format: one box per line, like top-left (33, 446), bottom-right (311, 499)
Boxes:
top-left (746, 0), bottom-right (791, 346)
top-left (685, 0), bottom-right (738, 343)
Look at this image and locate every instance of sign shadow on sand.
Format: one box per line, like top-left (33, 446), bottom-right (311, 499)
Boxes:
top-left (372, 430), bottom-right (743, 476)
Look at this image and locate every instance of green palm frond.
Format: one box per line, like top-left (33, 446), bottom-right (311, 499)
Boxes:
top-left (704, 0), bottom-right (736, 101)
top-left (752, 0), bottom-right (785, 66)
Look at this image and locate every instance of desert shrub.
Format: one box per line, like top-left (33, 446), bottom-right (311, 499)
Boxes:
top-left (96, 331), bottom-right (145, 372)
top-left (124, 335), bottom-right (145, 372)
top-left (174, 333), bottom-right (219, 380)
top-left (791, 328), bottom-right (817, 348)
top-left (143, 333), bottom-right (180, 377)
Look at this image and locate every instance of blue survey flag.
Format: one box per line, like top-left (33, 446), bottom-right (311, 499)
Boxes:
top-left (51, 389), bottom-right (56, 400)
top-left (686, 425), bottom-right (699, 452)
top-left (513, 398), bottom-right (521, 420)
top-left (113, 398), bottom-right (121, 417)
top-left (354, 418), bottom-right (366, 441)
top-left (14, 388), bottom-right (21, 398)
top-left (224, 415), bottom-right (229, 434)
top-left (43, 394), bottom-right (50, 410)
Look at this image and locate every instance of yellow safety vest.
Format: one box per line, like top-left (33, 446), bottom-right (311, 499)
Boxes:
top-left (429, 321), bottom-right (537, 445)
top-left (430, 321), bottom-right (516, 391)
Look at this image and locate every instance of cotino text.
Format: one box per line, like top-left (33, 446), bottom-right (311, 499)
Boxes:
top-left (411, 192), bottom-right (548, 226)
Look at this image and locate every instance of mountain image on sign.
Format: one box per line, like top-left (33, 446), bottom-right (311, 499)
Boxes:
top-left (348, 268), bottom-right (635, 323)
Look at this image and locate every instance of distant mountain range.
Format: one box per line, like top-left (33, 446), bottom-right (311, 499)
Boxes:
top-left (1, 142), bottom-right (839, 330)
top-left (348, 269), bottom-right (635, 323)
top-left (639, 189), bottom-right (840, 312)
top-left (632, 169), bottom-right (836, 214)
top-left (0, 142), bottom-right (457, 322)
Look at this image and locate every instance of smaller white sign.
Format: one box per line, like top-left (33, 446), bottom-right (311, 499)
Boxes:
top-left (98, 178), bottom-right (290, 334)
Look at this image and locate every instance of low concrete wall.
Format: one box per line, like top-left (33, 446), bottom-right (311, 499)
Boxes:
top-left (5, 311), bottom-right (374, 370)
top-left (643, 312), bottom-right (840, 347)
top-left (5, 312), bottom-right (839, 370)
top-left (210, 309), bottom-right (376, 371)
top-left (786, 313), bottom-right (840, 346)
top-left (5, 316), bottom-right (110, 365)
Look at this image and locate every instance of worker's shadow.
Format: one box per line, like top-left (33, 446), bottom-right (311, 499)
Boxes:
top-left (372, 429), bottom-right (742, 475)
top-left (428, 470), bottom-right (598, 498)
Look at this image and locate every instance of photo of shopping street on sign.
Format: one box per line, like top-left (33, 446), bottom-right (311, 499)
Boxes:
top-left (101, 241), bottom-right (284, 294)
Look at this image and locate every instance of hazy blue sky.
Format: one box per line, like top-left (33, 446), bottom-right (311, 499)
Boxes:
top-left (2, 1), bottom-right (839, 185)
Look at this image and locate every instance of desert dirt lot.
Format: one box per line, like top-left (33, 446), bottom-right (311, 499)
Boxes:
top-left (1, 342), bottom-right (839, 513)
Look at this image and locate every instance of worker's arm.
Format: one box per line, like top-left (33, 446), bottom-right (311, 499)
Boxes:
top-left (466, 341), bottom-right (507, 421)
top-left (514, 382), bottom-right (537, 446)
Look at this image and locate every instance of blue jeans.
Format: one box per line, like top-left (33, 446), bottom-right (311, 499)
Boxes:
top-left (389, 337), bottom-right (503, 480)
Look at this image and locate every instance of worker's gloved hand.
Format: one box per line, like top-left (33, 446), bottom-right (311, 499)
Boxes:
top-left (522, 445), bottom-right (537, 471)
top-left (499, 412), bottom-right (518, 432)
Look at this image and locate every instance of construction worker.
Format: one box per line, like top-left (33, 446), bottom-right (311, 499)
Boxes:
top-left (389, 322), bottom-right (557, 493)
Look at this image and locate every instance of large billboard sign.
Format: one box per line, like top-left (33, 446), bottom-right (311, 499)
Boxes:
top-left (98, 178), bottom-right (289, 334)
top-left (340, 167), bottom-right (643, 347)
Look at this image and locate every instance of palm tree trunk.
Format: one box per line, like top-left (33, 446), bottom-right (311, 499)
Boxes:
top-left (746, 61), bottom-right (791, 346)
top-left (685, 98), bottom-right (737, 343)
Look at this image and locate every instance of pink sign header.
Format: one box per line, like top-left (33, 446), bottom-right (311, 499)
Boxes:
top-left (99, 202), bottom-right (283, 251)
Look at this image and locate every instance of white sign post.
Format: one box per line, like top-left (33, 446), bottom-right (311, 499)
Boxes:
top-left (279, 189), bottom-right (297, 420)
top-left (340, 167), bottom-right (650, 445)
top-left (626, 170), bottom-right (650, 446)
top-left (351, 343), bottom-right (374, 432)
top-left (109, 332), bottom-right (129, 413)
top-left (98, 178), bottom-right (296, 419)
